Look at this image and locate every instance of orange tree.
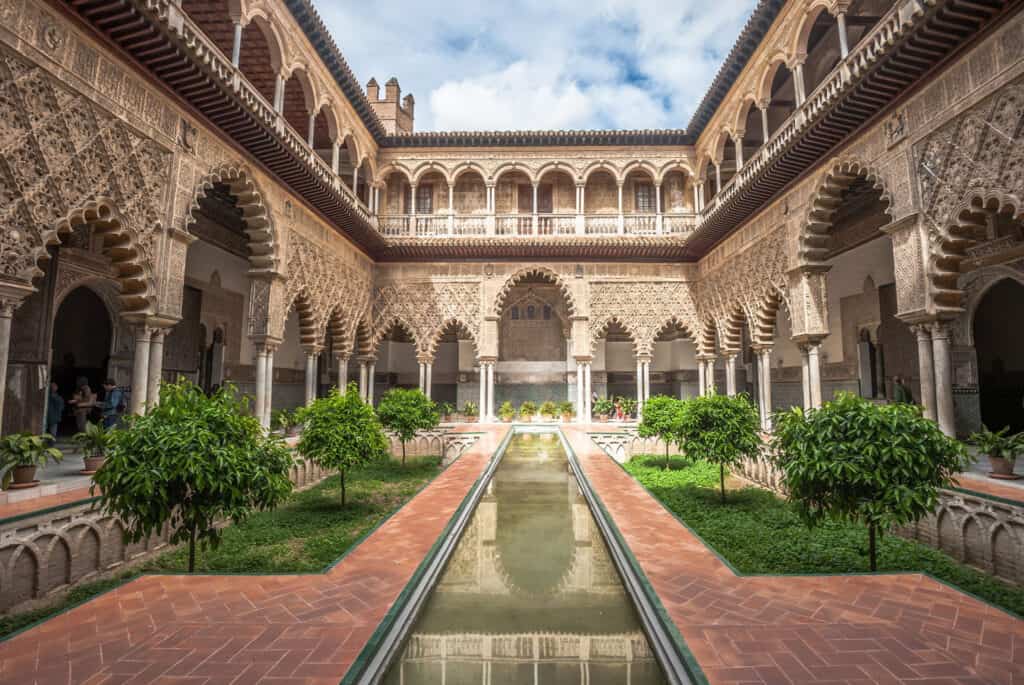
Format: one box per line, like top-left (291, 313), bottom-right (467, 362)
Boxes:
top-left (771, 392), bottom-right (967, 571)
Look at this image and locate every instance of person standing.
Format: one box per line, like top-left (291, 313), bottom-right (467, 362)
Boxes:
top-left (892, 375), bottom-right (914, 404)
top-left (100, 379), bottom-right (125, 429)
top-left (46, 382), bottom-right (64, 437)
top-left (69, 380), bottom-right (96, 433)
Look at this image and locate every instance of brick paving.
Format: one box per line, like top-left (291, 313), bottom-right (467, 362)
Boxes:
top-left (0, 487), bottom-right (96, 521)
top-left (0, 426), bottom-right (508, 685)
top-left (952, 473), bottom-right (1024, 505)
top-left (562, 426), bottom-right (1024, 685)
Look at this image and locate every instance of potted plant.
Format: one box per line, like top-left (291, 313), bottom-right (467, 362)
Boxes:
top-left (558, 400), bottom-right (575, 422)
top-left (462, 401), bottom-right (479, 423)
top-left (73, 420), bottom-right (110, 474)
top-left (271, 408), bottom-right (301, 436)
top-left (539, 401), bottom-right (558, 421)
top-left (437, 402), bottom-right (455, 423)
top-left (970, 426), bottom-right (1023, 480)
top-left (498, 401), bottom-right (516, 423)
top-left (620, 397), bottom-right (638, 420)
top-left (519, 401), bottom-right (537, 423)
top-left (593, 398), bottom-right (615, 422)
top-left (0, 433), bottom-right (63, 489)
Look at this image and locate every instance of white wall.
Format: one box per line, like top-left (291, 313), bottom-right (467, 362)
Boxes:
top-left (184, 240), bottom-right (252, 361)
top-left (823, 237), bottom-right (895, 363)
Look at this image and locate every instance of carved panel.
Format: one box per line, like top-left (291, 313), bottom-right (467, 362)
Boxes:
top-left (589, 281), bottom-right (698, 355)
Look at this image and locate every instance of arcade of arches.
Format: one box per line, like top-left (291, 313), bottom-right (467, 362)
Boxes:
top-left (0, 0), bottom-right (1022, 447)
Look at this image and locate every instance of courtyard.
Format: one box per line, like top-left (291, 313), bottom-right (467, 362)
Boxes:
top-left (2, 0), bottom-right (1024, 681)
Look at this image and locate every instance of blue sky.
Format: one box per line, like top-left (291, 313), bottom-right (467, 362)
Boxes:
top-left (318, 0), bottom-right (758, 132)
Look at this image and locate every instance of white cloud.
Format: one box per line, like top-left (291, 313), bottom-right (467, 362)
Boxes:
top-left (317, 0), bottom-right (756, 131)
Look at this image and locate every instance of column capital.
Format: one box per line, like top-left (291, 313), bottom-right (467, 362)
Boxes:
top-left (635, 353), bottom-right (653, 363)
top-left (416, 353), bottom-right (435, 365)
top-left (302, 344), bottom-right (324, 357)
top-left (695, 354), bottom-right (717, 362)
top-left (930, 320), bottom-right (953, 340)
top-left (573, 355), bottom-right (594, 364)
top-left (356, 354), bottom-right (376, 364)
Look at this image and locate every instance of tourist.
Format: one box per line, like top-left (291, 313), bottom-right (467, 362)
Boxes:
top-left (892, 375), bottom-right (913, 404)
top-left (614, 399), bottom-right (623, 421)
top-left (46, 382), bottom-right (64, 437)
top-left (69, 380), bottom-right (96, 433)
top-left (100, 379), bottom-right (125, 429)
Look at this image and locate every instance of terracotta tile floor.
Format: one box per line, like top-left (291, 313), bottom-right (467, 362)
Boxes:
top-left (0, 487), bottom-right (96, 521)
top-left (0, 426), bottom-right (508, 685)
top-left (951, 474), bottom-right (1024, 505)
top-left (562, 426), bottom-right (1024, 685)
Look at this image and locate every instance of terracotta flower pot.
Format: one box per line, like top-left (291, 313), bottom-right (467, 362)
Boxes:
top-left (520, 415), bottom-right (532, 423)
top-left (82, 456), bottom-right (106, 474)
top-left (501, 417), bottom-right (512, 423)
top-left (11, 465), bottom-right (38, 486)
top-left (561, 413), bottom-right (572, 423)
top-left (989, 455), bottom-right (1019, 479)
top-left (598, 415), bottom-right (609, 423)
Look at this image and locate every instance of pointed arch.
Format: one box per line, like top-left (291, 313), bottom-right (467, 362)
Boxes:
top-left (427, 318), bottom-right (478, 358)
top-left (492, 266), bottom-right (577, 318)
top-left (591, 316), bottom-right (640, 354)
top-left (30, 197), bottom-right (158, 316)
top-left (371, 316), bottom-right (420, 355)
top-left (751, 289), bottom-right (787, 348)
top-left (799, 158), bottom-right (893, 266)
top-left (285, 289), bottom-right (320, 349)
top-left (932, 193), bottom-right (1022, 311)
top-left (185, 162), bottom-right (280, 275)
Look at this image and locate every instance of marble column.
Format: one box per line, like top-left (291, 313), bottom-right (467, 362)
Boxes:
top-left (304, 351), bottom-right (317, 406)
top-left (478, 362), bottom-right (487, 422)
top-left (636, 357), bottom-right (644, 412)
top-left (486, 362), bottom-right (496, 421)
top-left (426, 362), bottom-right (433, 400)
top-left (705, 358), bottom-right (716, 395)
top-left (359, 360), bottom-right (368, 400)
top-left (254, 346), bottom-right (268, 422)
top-left (931, 322), bottom-right (955, 437)
top-left (725, 355), bottom-right (737, 396)
top-left (913, 324), bottom-right (936, 421)
top-left (146, 329), bottom-right (165, 409)
top-left (576, 361), bottom-right (585, 424)
top-left (800, 345), bottom-right (811, 410)
top-left (418, 362), bottom-right (426, 393)
top-left (263, 347), bottom-right (275, 428)
top-left (758, 349), bottom-right (773, 431)
top-left (697, 361), bottom-right (706, 398)
top-left (584, 362), bottom-right (593, 422)
top-left (643, 360), bottom-right (651, 404)
top-left (335, 355), bottom-right (348, 390)
top-left (130, 326), bottom-right (152, 416)
top-left (837, 12), bottom-right (850, 57)
top-left (759, 105), bottom-right (770, 142)
top-left (0, 299), bottom-right (18, 431)
top-left (231, 20), bottom-right (243, 67)
top-left (714, 162), bottom-right (722, 194)
top-left (807, 342), bottom-right (823, 409)
top-left (367, 361), bottom-right (376, 406)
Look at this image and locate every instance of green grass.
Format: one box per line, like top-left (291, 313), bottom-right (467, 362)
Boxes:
top-left (624, 454), bottom-right (1024, 616)
top-left (0, 456), bottom-right (442, 641)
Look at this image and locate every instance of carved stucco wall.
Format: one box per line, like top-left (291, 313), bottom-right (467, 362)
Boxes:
top-left (0, 1), bottom-right (375, 342)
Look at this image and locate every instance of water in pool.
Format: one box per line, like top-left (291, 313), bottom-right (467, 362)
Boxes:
top-left (382, 431), bottom-right (667, 684)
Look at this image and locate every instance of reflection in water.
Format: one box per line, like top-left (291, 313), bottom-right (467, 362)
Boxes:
top-left (383, 432), bottom-right (667, 684)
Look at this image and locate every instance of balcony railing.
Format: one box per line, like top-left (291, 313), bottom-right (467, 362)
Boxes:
top-left (584, 215), bottom-right (618, 235)
top-left (378, 213), bottom-right (698, 239)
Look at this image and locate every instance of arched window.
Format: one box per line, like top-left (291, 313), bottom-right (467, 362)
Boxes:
top-left (527, 305), bottom-right (536, 320)
top-left (511, 305), bottom-right (520, 320)
top-left (543, 305), bottom-right (552, 321)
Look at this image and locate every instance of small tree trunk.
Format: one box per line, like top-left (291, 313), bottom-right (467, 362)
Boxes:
top-left (402, 441), bottom-right (407, 466)
top-left (665, 443), bottom-right (670, 470)
top-left (340, 468), bottom-right (346, 506)
top-left (868, 523), bottom-right (877, 572)
top-left (188, 522), bottom-right (197, 573)
top-left (719, 464), bottom-right (726, 503)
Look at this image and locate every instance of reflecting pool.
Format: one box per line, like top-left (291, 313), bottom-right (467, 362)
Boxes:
top-left (382, 431), bottom-right (667, 684)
